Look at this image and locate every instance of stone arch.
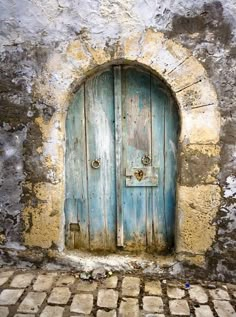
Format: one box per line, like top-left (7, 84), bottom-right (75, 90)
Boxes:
top-left (24, 29), bottom-right (221, 265)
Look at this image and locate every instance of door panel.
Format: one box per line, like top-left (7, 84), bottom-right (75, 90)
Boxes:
top-left (65, 86), bottom-right (89, 249)
top-left (85, 69), bottom-right (116, 250)
top-left (122, 67), bottom-right (151, 250)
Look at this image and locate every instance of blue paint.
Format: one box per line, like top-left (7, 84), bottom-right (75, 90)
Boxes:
top-left (65, 65), bottom-right (179, 252)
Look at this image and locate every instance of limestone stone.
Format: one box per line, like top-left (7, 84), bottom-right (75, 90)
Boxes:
top-left (17, 292), bottom-right (46, 313)
top-left (195, 305), bottom-right (214, 317)
top-left (97, 309), bottom-right (117, 317)
top-left (76, 281), bottom-right (97, 292)
top-left (213, 300), bottom-right (236, 317)
top-left (10, 273), bottom-right (35, 288)
top-left (33, 274), bottom-right (56, 291)
top-left (40, 305), bottom-right (64, 317)
top-left (119, 298), bottom-right (139, 317)
top-left (167, 286), bottom-right (185, 299)
top-left (143, 296), bottom-right (164, 313)
top-left (122, 277), bottom-right (140, 297)
top-left (56, 275), bottom-right (75, 286)
top-left (70, 294), bottom-right (93, 314)
top-left (176, 185), bottom-right (221, 255)
top-left (169, 300), bottom-right (190, 316)
top-left (0, 306), bottom-right (9, 317)
top-left (0, 271), bottom-right (14, 286)
top-left (97, 289), bottom-right (118, 309)
top-left (0, 289), bottom-right (24, 305)
top-left (145, 281), bottom-right (162, 296)
top-left (189, 285), bottom-right (208, 303)
top-left (209, 288), bottom-right (230, 300)
top-left (47, 287), bottom-right (71, 304)
top-left (102, 276), bottom-right (118, 289)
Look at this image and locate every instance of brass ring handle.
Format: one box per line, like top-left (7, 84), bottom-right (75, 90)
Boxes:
top-left (91, 159), bottom-right (101, 169)
top-left (141, 155), bottom-right (151, 165)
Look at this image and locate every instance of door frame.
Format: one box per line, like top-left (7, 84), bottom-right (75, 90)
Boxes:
top-left (24, 29), bottom-right (221, 266)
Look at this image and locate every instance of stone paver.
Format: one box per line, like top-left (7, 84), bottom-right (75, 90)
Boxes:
top-left (56, 275), bottom-right (75, 286)
top-left (189, 285), bottom-right (208, 303)
top-left (33, 274), bottom-right (56, 291)
top-left (76, 280), bottom-right (97, 292)
top-left (0, 268), bottom-right (235, 317)
top-left (122, 277), bottom-right (140, 297)
top-left (10, 273), bottom-right (35, 288)
top-left (48, 287), bottom-right (71, 304)
top-left (97, 309), bottom-right (117, 317)
top-left (143, 296), bottom-right (164, 313)
top-left (209, 288), bottom-right (230, 300)
top-left (169, 299), bottom-right (190, 316)
top-left (40, 305), bottom-right (64, 317)
top-left (0, 289), bottom-right (24, 305)
top-left (145, 281), bottom-right (162, 296)
top-left (0, 271), bottom-right (14, 286)
top-left (213, 300), bottom-right (236, 317)
top-left (0, 306), bottom-right (9, 317)
top-left (70, 293), bottom-right (93, 314)
top-left (17, 292), bottom-right (46, 313)
top-left (119, 298), bottom-right (139, 317)
top-left (97, 289), bottom-right (118, 308)
top-left (195, 305), bottom-right (214, 317)
top-left (167, 286), bottom-right (185, 299)
top-left (102, 276), bottom-right (118, 289)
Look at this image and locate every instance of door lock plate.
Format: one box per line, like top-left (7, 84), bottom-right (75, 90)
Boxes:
top-left (126, 167), bottom-right (158, 187)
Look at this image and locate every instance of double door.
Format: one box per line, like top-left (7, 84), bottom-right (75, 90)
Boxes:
top-left (65, 65), bottom-right (178, 252)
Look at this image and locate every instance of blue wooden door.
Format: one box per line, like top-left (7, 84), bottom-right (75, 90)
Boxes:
top-left (65, 66), bottom-right (179, 252)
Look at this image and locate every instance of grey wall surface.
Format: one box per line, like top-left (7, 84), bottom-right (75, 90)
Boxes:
top-left (0, 0), bottom-right (235, 280)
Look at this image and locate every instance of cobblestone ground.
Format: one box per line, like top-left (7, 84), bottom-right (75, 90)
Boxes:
top-left (0, 268), bottom-right (235, 317)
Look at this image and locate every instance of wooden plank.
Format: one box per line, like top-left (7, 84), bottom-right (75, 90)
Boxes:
top-left (151, 76), bottom-right (169, 252)
top-left (114, 66), bottom-right (123, 246)
top-left (85, 68), bottom-right (116, 251)
top-left (121, 66), bottom-right (151, 251)
top-left (64, 85), bottom-right (89, 249)
top-left (164, 95), bottom-right (179, 248)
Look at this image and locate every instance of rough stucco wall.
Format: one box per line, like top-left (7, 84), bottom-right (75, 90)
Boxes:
top-left (0, 0), bottom-right (235, 280)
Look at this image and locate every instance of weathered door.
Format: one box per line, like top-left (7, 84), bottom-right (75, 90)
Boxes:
top-left (65, 65), bottom-right (179, 252)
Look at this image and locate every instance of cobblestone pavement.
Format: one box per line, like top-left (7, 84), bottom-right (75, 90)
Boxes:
top-left (0, 268), bottom-right (235, 316)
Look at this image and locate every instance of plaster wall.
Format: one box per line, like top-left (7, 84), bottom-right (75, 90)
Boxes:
top-left (0, 0), bottom-right (235, 281)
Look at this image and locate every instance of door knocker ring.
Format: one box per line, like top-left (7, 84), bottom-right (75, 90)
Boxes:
top-left (141, 155), bottom-right (152, 165)
top-left (91, 159), bottom-right (101, 169)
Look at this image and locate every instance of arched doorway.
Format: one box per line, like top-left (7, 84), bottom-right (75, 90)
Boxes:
top-left (65, 65), bottom-right (179, 253)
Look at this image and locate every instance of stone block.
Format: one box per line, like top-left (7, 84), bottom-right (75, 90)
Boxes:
top-left (40, 305), bottom-right (64, 317)
top-left (56, 275), bottom-right (75, 286)
top-left (97, 289), bottom-right (118, 309)
top-left (76, 281), bottom-right (97, 292)
top-left (189, 285), bottom-right (208, 303)
top-left (144, 281), bottom-right (162, 296)
top-left (48, 287), bottom-right (71, 304)
top-left (0, 271), bottom-right (14, 286)
top-left (0, 307), bottom-right (9, 317)
top-left (97, 309), bottom-right (117, 317)
top-left (209, 288), bottom-right (230, 300)
top-left (102, 276), bottom-right (118, 289)
top-left (195, 305), bottom-right (214, 317)
top-left (167, 286), bottom-right (185, 299)
top-left (17, 292), bottom-right (46, 313)
top-left (0, 289), bottom-right (24, 305)
top-left (143, 296), bottom-right (164, 313)
top-left (169, 300), bottom-right (190, 316)
top-left (10, 273), bottom-right (35, 288)
top-left (122, 277), bottom-right (140, 297)
top-left (119, 298), bottom-right (139, 317)
top-left (70, 294), bottom-right (93, 314)
top-left (213, 300), bottom-right (236, 317)
top-left (33, 274), bottom-right (56, 291)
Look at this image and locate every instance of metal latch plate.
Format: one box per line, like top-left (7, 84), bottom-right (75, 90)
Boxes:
top-left (125, 167), bottom-right (158, 187)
